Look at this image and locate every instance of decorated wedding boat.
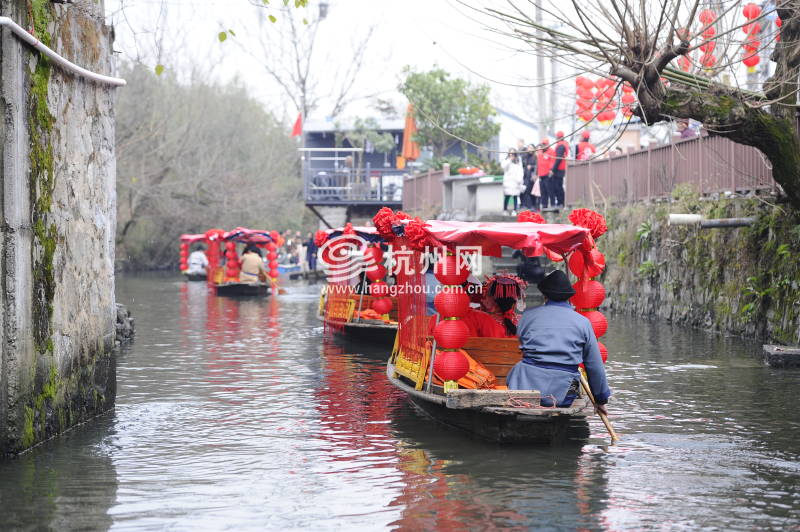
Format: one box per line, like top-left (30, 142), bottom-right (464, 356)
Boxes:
top-left (179, 233), bottom-right (211, 281)
top-left (213, 227), bottom-right (280, 297)
top-left (316, 223), bottom-right (399, 344)
top-left (374, 208), bottom-right (612, 444)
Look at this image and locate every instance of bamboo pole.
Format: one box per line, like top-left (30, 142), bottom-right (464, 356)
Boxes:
top-left (579, 372), bottom-right (620, 442)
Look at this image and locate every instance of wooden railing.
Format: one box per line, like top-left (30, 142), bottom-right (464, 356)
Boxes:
top-left (402, 164), bottom-right (449, 217)
top-left (566, 135), bottom-right (777, 205)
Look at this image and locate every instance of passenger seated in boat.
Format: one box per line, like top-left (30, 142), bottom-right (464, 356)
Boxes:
top-left (186, 244), bottom-right (208, 275)
top-left (239, 245), bottom-right (268, 284)
top-left (506, 270), bottom-right (611, 413)
top-left (480, 274), bottom-right (527, 338)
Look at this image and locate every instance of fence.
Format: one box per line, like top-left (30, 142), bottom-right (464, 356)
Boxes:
top-left (402, 164), bottom-right (449, 217)
top-left (566, 135), bottom-right (777, 206)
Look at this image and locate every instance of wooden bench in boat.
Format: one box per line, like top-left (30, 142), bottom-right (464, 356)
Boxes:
top-left (321, 290), bottom-right (399, 323)
top-left (392, 335), bottom-right (523, 390)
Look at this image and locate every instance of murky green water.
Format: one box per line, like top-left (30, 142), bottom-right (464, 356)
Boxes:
top-left (1, 274), bottom-right (798, 530)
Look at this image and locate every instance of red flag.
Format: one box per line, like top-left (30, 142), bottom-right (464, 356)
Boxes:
top-left (291, 113), bottom-right (302, 137)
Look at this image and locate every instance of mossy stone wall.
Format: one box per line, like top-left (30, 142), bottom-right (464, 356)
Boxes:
top-left (589, 188), bottom-right (800, 344)
top-left (1, 0), bottom-right (117, 455)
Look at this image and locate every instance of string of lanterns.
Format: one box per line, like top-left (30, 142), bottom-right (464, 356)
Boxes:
top-left (431, 252), bottom-right (471, 392)
top-left (366, 245), bottom-right (393, 316)
top-left (574, 76), bottom-right (637, 126)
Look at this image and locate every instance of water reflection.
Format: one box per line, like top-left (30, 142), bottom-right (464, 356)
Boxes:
top-left (0, 274), bottom-right (798, 531)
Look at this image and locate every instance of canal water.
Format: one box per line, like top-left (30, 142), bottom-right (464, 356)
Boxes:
top-left (1, 274), bottom-right (799, 530)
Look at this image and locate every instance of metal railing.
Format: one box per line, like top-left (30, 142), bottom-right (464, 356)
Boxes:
top-left (301, 149), bottom-right (405, 205)
top-left (566, 135), bottom-right (777, 205)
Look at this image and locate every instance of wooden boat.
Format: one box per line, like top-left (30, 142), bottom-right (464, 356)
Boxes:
top-left (389, 337), bottom-right (591, 443)
top-left (317, 224), bottom-right (397, 344)
top-left (215, 282), bottom-right (270, 297)
top-left (183, 272), bottom-right (207, 282)
top-left (318, 289), bottom-right (398, 343)
top-left (381, 216), bottom-right (606, 444)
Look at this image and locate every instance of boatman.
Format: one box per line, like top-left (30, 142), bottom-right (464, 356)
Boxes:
top-left (506, 270), bottom-right (611, 414)
top-left (239, 244), bottom-right (268, 284)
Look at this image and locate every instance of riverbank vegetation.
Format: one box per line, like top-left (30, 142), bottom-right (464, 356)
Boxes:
top-left (115, 64), bottom-right (303, 270)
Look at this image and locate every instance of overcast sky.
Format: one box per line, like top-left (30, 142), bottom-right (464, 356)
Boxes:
top-left (105, 0), bottom-right (570, 125)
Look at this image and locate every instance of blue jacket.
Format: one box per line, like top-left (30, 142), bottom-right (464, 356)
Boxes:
top-left (506, 301), bottom-right (611, 406)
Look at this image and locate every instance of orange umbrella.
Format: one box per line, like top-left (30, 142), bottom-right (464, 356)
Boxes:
top-left (401, 104), bottom-right (420, 161)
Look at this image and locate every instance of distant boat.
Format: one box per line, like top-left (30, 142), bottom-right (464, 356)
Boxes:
top-left (182, 271), bottom-right (207, 282)
top-left (215, 282), bottom-right (270, 297)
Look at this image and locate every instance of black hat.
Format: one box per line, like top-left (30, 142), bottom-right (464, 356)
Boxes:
top-left (537, 270), bottom-right (575, 301)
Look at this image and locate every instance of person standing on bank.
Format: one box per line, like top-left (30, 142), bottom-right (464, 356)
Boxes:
top-left (549, 131), bottom-right (570, 208)
top-left (506, 270), bottom-right (611, 413)
top-left (520, 144), bottom-right (537, 210)
top-left (501, 148), bottom-right (523, 215)
top-left (536, 139), bottom-right (554, 209)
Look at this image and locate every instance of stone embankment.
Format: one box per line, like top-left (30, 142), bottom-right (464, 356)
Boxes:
top-left (585, 188), bottom-right (800, 345)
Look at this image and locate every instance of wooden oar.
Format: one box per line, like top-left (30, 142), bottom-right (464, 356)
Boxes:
top-left (578, 372), bottom-right (620, 442)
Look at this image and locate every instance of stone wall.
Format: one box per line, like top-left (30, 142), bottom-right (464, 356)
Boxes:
top-left (1, 0), bottom-right (118, 455)
top-left (586, 188), bottom-right (800, 345)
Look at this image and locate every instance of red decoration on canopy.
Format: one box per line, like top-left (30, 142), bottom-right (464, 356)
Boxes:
top-left (571, 279), bottom-right (606, 309)
top-left (568, 208), bottom-right (608, 239)
top-left (433, 349), bottom-right (470, 382)
top-left (433, 319), bottom-right (470, 350)
top-left (404, 217), bottom-right (432, 250)
top-left (598, 341), bottom-right (608, 364)
top-left (343, 223), bottom-right (355, 235)
top-left (579, 310), bottom-right (608, 338)
top-left (314, 230), bottom-right (328, 247)
top-left (372, 298), bottom-right (393, 315)
top-left (517, 210), bottom-right (546, 223)
top-left (568, 248), bottom-right (605, 278)
top-left (434, 254), bottom-right (469, 285)
top-left (434, 288), bottom-right (470, 319)
top-left (372, 207), bottom-right (396, 241)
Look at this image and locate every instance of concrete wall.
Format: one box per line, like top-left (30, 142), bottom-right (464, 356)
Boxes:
top-left (1, 0), bottom-right (117, 455)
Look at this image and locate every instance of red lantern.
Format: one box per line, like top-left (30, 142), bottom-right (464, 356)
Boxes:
top-left (742, 2), bottom-right (761, 20)
top-left (699, 40), bottom-right (716, 53)
top-left (578, 110), bottom-right (594, 122)
top-left (269, 260), bottom-right (279, 269)
top-left (598, 341), bottom-right (608, 364)
top-left (700, 53), bottom-right (717, 69)
top-left (267, 242), bottom-right (277, 252)
top-left (698, 9), bottom-right (716, 25)
top-left (434, 254), bottom-right (469, 285)
top-left (678, 55), bottom-right (692, 72)
top-left (621, 93), bottom-right (635, 105)
top-left (364, 246), bottom-right (384, 265)
top-left (701, 26), bottom-right (716, 40)
top-left (743, 53), bottom-right (760, 69)
top-left (225, 267), bottom-right (238, 278)
top-left (366, 264), bottom-right (387, 281)
top-left (433, 319), bottom-right (470, 349)
top-left (370, 281), bottom-right (390, 297)
top-left (225, 250), bottom-right (237, 261)
top-left (433, 349), bottom-right (470, 382)
top-left (180, 262), bottom-right (188, 271)
top-left (269, 268), bottom-right (279, 278)
top-left (268, 252), bottom-right (278, 261)
top-left (434, 287), bottom-right (470, 318)
top-left (372, 297), bottom-right (393, 315)
top-left (225, 241), bottom-right (235, 251)
top-left (742, 22), bottom-right (761, 36)
top-left (579, 310), bottom-right (608, 338)
top-left (568, 249), bottom-right (605, 278)
top-left (571, 280), bottom-right (605, 309)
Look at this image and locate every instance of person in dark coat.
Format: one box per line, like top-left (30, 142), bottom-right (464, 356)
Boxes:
top-left (506, 270), bottom-right (611, 413)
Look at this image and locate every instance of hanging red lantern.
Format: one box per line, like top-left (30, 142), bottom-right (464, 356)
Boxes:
top-left (370, 281), bottom-right (390, 297)
top-left (571, 280), bottom-right (606, 309)
top-left (742, 22), bottom-right (761, 36)
top-left (269, 259), bottom-right (279, 269)
top-left (268, 251), bottom-right (278, 261)
top-left (366, 264), bottom-right (387, 282)
top-left (434, 254), bottom-right (469, 285)
top-left (699, 40), bottom-right (716, 53)
top-left (225, 241), bottom-right (235, 251)
top-left (433, 349), bottom-right (470, 382)
top-left (578, 110), bottom-right (594, 122)
top-left (225, 250), bottom-right (237, 261)
top-left (621, 93), bottom-right (635, 105)
top-left (568, 249), bottom-right (605, 278)
top-left (678, 55), bottom-right (692, 72)
top-left (701, 26), bottom-right (716, 40)
top-left (372, 297), bottom-right (393, 315)
top-left (698, 9), bottom-right (716, 26)
top-left (598, 341), bottom-right (608, 364)
top-left (269, 268), bottom-right (279, 278)
top-left (743, 53), bottom-right (760, 70)
top-left (700, 53), bottom-right (717, 68)
top-left (364, 246), bottom-right (384, 265)
top-left (579, 310), bottom-right (608, 338)
top-left (433, 319), bottom-right (470, 349)
top-left (225, 267), bottom-right (238, 278)
top-left (267, 242), bottom-right (277, 252)
top-left (434, 287), bottom-right (470, 318)
top-left (742, 2), bottom-right (761, 20)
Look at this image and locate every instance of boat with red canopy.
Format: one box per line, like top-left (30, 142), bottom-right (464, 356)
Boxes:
top-left (213, 227), bottom-right (281, 297)
top-left (374, 207), bottom-right (611, 443)
top-left (317, 223), bottom-right (399, 343)
top-left (179, 233), bottom-right (211, 281)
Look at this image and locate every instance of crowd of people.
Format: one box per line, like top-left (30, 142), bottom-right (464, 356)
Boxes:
top-left (501, 131), bottom-right (597, 216)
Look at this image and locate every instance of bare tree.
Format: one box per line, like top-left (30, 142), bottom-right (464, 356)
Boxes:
top-left (479, 0), bottom-right (800, 209)
top-left (238, 2), bottom-right (378, 120)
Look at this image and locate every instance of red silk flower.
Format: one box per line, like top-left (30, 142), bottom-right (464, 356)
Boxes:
top-left (568, 208), bottom-right (608, 239)
top-left (313, 230), bottom-right (328, 248)
top-left (343, 222), bottom-right (355, 235)
top-left (517, 210), bottom-right (546, 224)
top-left (373, 207), bottom-right (396, 241)
top-left (404, 217), bottom-right (432, 251)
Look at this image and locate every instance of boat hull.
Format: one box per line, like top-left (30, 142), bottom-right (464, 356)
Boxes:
top-left (323, 317), bottom-right (397, 344)
top-left (215, 282), bottom-right (270, 297)
top-left (388, 363), bottom-right (590, 444)
top-left (183, 272), bottom-right (207, 282)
